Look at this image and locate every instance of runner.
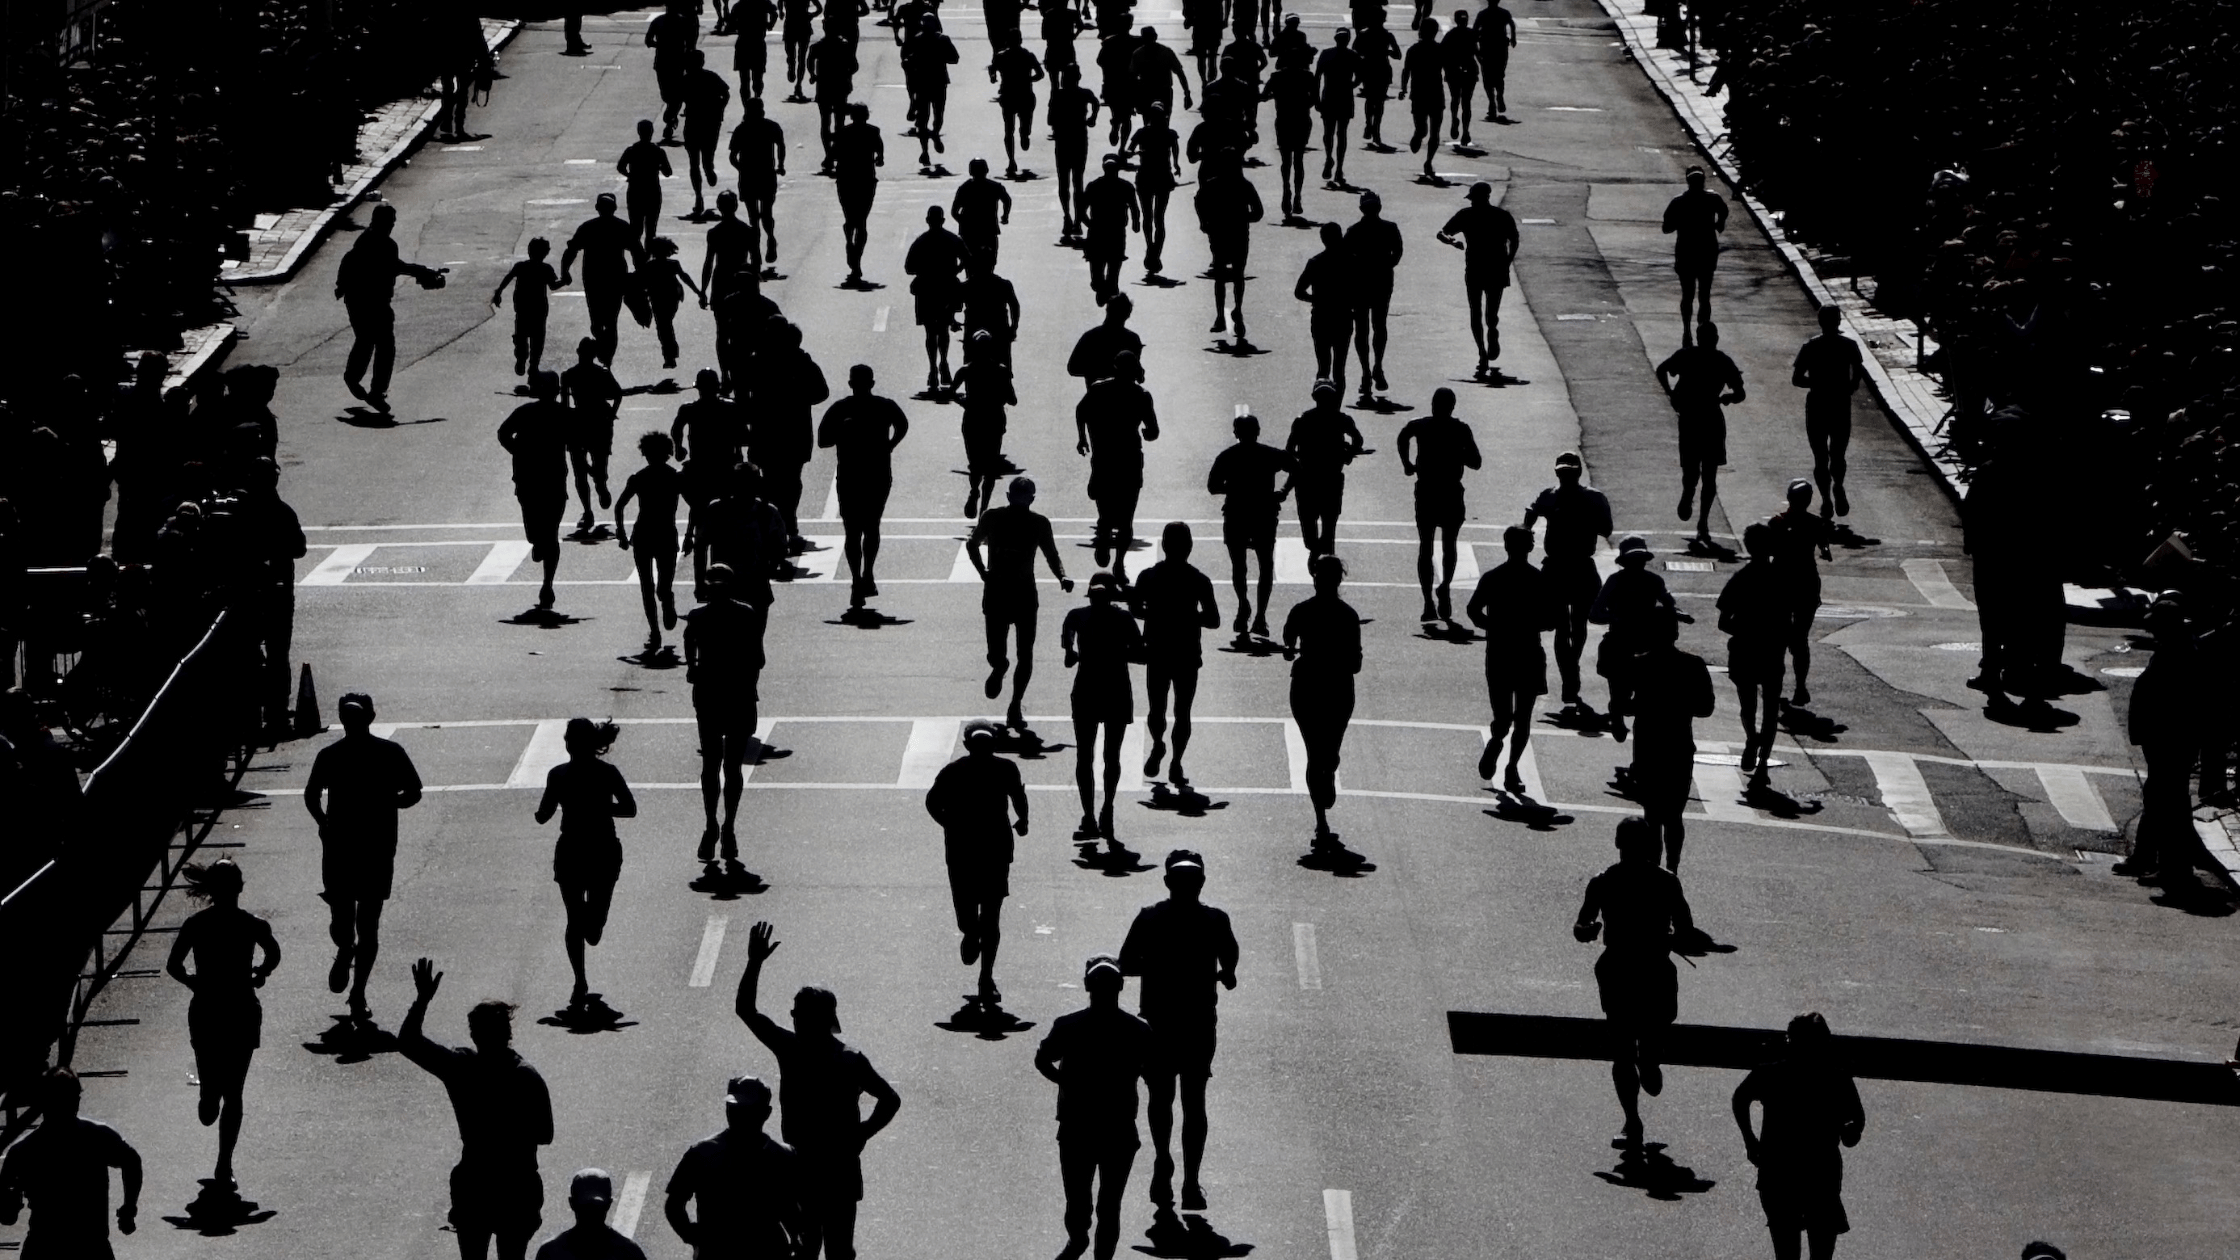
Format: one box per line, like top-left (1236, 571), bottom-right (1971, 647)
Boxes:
top-left (614, 432), bottom-right (687, 652)
top-left (1435, 181), bottom-right (1520, 378)
top-left (1096, 27), bottom-right (1139, 149)
top-left (336, 202), bottom-right (446, 414)
top-left (0, 1070), bottom-right (143, 1257)
top-left (1464, 526), bottom-right (1556, 790)
top-left (1283, 553), bottom-right (1363, 849)
top-left (1396, 386), bottom-right (1483, 623)
top-left (952, 159), bottom-right (1016, 267)
top-left (1293, 222), bottom-right (1356, 390)
top-left (1438, 8), bottom-right (1478, 147)
top-left (733, 921), bottom-right (904, 1260)
top-left (400, 957), bottom-right (554, 1260)
top-left (817, 364), bottom-right (911, 616)
top-left (1732, 1014), bottom-right (1867, 1260)
top-left (1343, 190), bottom-right (1403, 399)
top-left (1572, 817), bottom-right (1698, 1153)
top-left (1475, 1), bottom-right (1516, 122)
top-left (164, 858), bottom-right (280, 1190)
top-left (1118, 850), bottom-right (1238, 1217)
top-left (560, 338), bottom-right (623, 534)
top-left (681, 564), bottom-right (770, 874)
top-left (1049, 64), bottom-right (1102, 240)
top-left (534, 1171), bottom-right (646, 1260)
top-left (617, 119), bottom-right (673, 250)
top-left (967, 477), bottom-right (1075, 728)
top-left (736, 0), bottom-right (779, 97)
top-left (749, 322), bottom-right (830, 551)
top-left (903, 206), bottom-right (968, 392)
top-left (782, 0), bottom-right (824, 99)
top-left (664, 1077), bottom-right (804, 1258)
top-left (558, 193), bottom-right (648, 367)
top-left (1206, 411), bottom-right (1292, 637)
top-left (1283, 381), bottom-right (1366, 558)
top-left (1183, 0), bottom-right (1222, 87)
top-left (1654, 320), bottom-right (1745, 550)
top-left (953, 330), bottom-right (1015, 516)
top-left (647, 0), bottom-right (702, 141)
top-left (1066, 292), bottom-right (1142, 383)
top-left (829, 103), bottom-right (885, 286)
top-left (1766, 478), bottom-right (1833, 707)
top-left (1035, 955), bottom-right (1153, 1260)
top-left (901, 13), bottom-right (959, 168)
top-left (1354, 17), bottom-right (1399, 150)
top-left (1589, 535), bottom-right (1679, 743)
top-left (926, 719), bottom-right (1031, 1000)
top-left (702, 191), bottom-right (763, 318)
top-left (1042, 0), bottom-right (1085, 77)
top-left (1398, 18), bottom-right (1444, 180)
top-left (1196, 163), bottom-right (1263, 339)
top-left (808, 22), bottom-right (860, 173)
top-left (1716, 523), bottom-right (1787, 788)
top-left (1662, 166), bottom-right (1729, 335)
top-left (1130, 522), bottom-right (1221, 789)
top-left (959, 253), bottom-right (1021, 365)
top-left (682, 50), bottom-right (735, 219)
top-left (1791, 304), bottom-right (1866, 518)
top-left (642, 236), bottom-right (703, 370)
top-left (728, 99), bottom-right (788, 264)
top-left (1062, 572), bottom-right (1144, 843)
top-left (1314, 28), bottom-right (1359, 186)
top-left (1626, 606), bottom-right (1716, 869)
top-left (497, 370), bottom-right (571, 609)
top-left (988, 31), bottom-right (1046, 179)
top-left (1522, 452), bottom-right (1613, 716)
top-left (491, 238), bottom-right (560, 378)
top-left (302, 692), bottom-right (423, 1017)
top-left (1080, 154), bottom-right (1140, 303)
top-left (1125, 104), bottom-right (1182, 275)
top-left (1075, 349), bottom-right (1160, 579)
top-left (1262, 46), bottom-right (1315, 221)
top-left (532, 718), bottom-right (639, 1011)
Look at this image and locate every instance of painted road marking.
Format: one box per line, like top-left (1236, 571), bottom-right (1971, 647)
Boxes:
top-left (1281, 718), bottom-right (1311, 794)
top-left (1117, 725), bottom-right (1148, 792)
top-left (1294, 922), bottom-right (1323, 990)
top-left (467, 540), bottom-right (537, 585)
top-left (947, 541), bottom-right (979, 583)
top-left (507, 720), bottom-right (570, 789)
top-left (897, 719), bottom-right (958, 788)
top-left (1477, 733), bottom-right (1548, 801)
top-left (2036, 766), bottom-right (2117, 833)
top-left (1901, 558), bottom-right (1974, 609)
top-left (1324, 1189), bottom-right (1359, 1260)
top-left (820, 477), bottom-right (841, 521)
top-left (689, 915), bottom-right (730, 987)
top-left (1864, 750), bottom-right (1949, 838)
top-left (1692, 761), bottom-right (1755, 822)
top-left (793, 539), bottom-right (844, 582)
top-left (873, 304), bottom-right (891, 332)
top-left (1275, 537), bottom-right (1314, 585)
top-left (301, 544), bottom-right (379, 585)
top-left (612, 1171), bottom-right (652, 1238)
top-left (2194, 820), bottom-right (2240, 878)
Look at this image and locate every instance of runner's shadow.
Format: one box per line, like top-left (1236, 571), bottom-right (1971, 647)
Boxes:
top-left (1279, 214), bottom-right (1320, 229)
top-left (1138, 274), bottom-right (1188, 288)
top-left (1216, 634), bottom-right (1284, 659)
top-left (337, 409), bottom-right (447, 428)
top-left (1206, 338), bottom-right (1268, 357)
top-left (1460, 371), bottom-right (1530, 388)
top-left (1830, 525), bottom-right (1881, 550)
top-left (1743, 781), bottom-right (1822, 818)
top-left (826, 607), bottom-right (913, 628)
top-left (1141, 783), bottom-right (1229, 816)
top-left (991, 728), bottom-right (1060, 758)
top-left (1683, 536), bottom-right (1739, 561)
top-left (1592, 1141), bottom-right (1716, 1201)
top-left (621, 646), bottom-right (682, 669)
top-left (2148, 876), bottom-right (2239, 917)
top-left (1542, 707), bottom-right (1613, 737)
top-left (622, 377), bottom-right (682, 396)
top-left (911, 388), bottom-right (958, 404)
top-left (300, 1014), bottom-right (397, 1065)
top-left (163, 1180), bottom-right (277, 1235)
top-left (537, 996), bottom-right (639, 1034)
top-left (1136, 1210), bottom-right (1254, 1258)
top-left (568, 523), bottom-right (615, 544)
top-left (918, 164), bottom-right (955, 179)
top-left (1982, 699), bottom-right (2081, 732)
top-left (1351, 396), bottom-right (1413, 414)
top-left (691, 862), bottom-right (771, 898)
top-left (1002, 168), bottom-right (1042, 181)
top-left (503, 608), bottom-right (588, 628)
top-left (1777, 706), bottom-right (1847, 742)
top-left (934, 996), bottom-right (1037, 1040)
top-left (1482, 791), bottom-right (1573, 830)
top-left (1414, 620), bottom-right (1476, 645)
top-left (1298, 838), bottom-right (1376, 877)
top-left (1413, 173), bottom-right (1453, 188)
top-left (1450, 144), bottom-right (1489, 158)
top-left (838, 278), bottom-right (888, 291)
top-left (1075, 840), bottom-right (1156, 875)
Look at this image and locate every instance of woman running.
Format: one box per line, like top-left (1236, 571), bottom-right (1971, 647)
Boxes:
top-left (534, 718), bottom-right (639, 1012)
top-left (166, 858), bottom-right (281, 1189)
top-left (1124, 103), bottom-right (1183, 275)
top-left (1062, 571), bottom-right (1144, 848)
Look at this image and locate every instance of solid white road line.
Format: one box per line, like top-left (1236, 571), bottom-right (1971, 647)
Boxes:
top-left (1692, 761), bottom-right (1755, 822)
top-left (873, 304), bottom-right (890, 332)
top-left (1901, 558), bottom-right (1974, 609)
top-left (897, 719), bottom-right (958, 788)
top-left (2036, 765), bottom-right (2118, 833)
top-left (689, 915), bottom-right (730, 987)
top-left (1863, 750), bottom-right (1950, 838)
top-left (507, 720), bottom-right (570, 789)
top-left (1293, 922), bottom-right (1323, 990)
top-left (1275, 537), bottom-right (1314, 586)
top-left (1281, 719), bottom-right (1311, 794)
top-left (467, 540), bottom-right (536, 584)
top-left (1117, 725), bottom-right (1147, 793)
top-left (612, 1171), bottom-right (653, 1238)
top-left (1324, 1189), bottom-right (1359, 1260)
top-left (300, 543), bottom-right (379, 585)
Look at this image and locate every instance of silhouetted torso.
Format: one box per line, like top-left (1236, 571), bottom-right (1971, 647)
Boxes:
top-left (1036, 1004), bottom-right (1153, 1141)
top-left (1282, 592), bottom-right (1362, 678)
top-left (665, 1129), bottom-right (801, 1254)
top-left (1130, 559), bottom-right (1218, 665)
top-left (969, 504), bottom-right (1061, 590)
top-left (398, 1035), bottom-right (555, 1168)
top-left (0, 1116), bottom-right (135, 1247)
top-left (1119, 899), bottom-right (1238, 1027)
top-left (1062, 601), bottom-right (1143, 714)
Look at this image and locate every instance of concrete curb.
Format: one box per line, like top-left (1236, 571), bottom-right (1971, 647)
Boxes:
top-left (1586, 0), bottom-right (1968, 505)
top-left (225, 19), bottom-right (520, 286)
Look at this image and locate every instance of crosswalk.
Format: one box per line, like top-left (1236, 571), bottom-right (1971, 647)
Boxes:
top-left (255, 712), bottom-right (2156, 853)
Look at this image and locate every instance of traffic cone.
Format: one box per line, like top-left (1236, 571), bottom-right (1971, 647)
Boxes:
top-left (293, 663), bottom-right (324, 737)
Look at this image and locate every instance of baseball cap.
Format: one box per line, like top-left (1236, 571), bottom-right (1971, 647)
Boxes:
top-left (1084, 954), bottom-right (1122, 980)
top-left (963, 719), bottom-right (999, 743)
top-left (1164, 849), bottom-right (1204, 872)
top-left (338, 692), bottom-right (373, 715)
top-left (1554, 451), bottom-right (1582, 469)
top-left (725, 1075), bottom-right (772, 1106)
top-left (570, 1169), bottom-right (613, 1205)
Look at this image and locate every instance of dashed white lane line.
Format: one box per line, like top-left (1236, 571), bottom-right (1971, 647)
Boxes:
top-left (873, 304), bottom-right (891, 332)
top-left (506, 719), bottom-right (570, 789)
top-left (1901, 558), bottom-right (1974, 610)
top-left (1324, 1189), bottom-right (1359, 1260)
top-left (612, 1171), bottom-right (653, 1238)
top-left (1281, 718), bottom-right (1311, 794)
top-left (1864, 750), bottom-right (1950, 838)
top-left (1275, 537), bottom-right (1314, 585)
top-left (2036, 765), bottom-right (2118, 833)
top-left (689, 915), bottom-right (730, 987)
top-left (301, 544), bottom-right (379, 585)
top-left (1293, 922), bottom-right (1323, 991)
top-left (897, 719), bottom-right (958, 789)
top-left (1116, 725), bottom-right (1148, 793)
top-left (466, 540), bottom-right (535, 585)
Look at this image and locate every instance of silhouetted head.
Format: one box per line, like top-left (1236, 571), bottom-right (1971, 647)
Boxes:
top-left (1418, 18), bottom-right (1438, 39)
top-left (1163, 849), bottom-right (1205, 900)
top-left (527, 237), bottom-right (551, 259)
top-left (963, 718), bottom-right (1000, 753)
top-left (849, 364), bottom-right (875, 393)
top-left (1161, 521), bottom-right (1192, 561)
top-left (775, 320), bottom-right (804, 349)
top-left (733, 461), bottom-right (764, 497)
top-left (1642, 604), bottom-right (1680, 646)
top-left (849, 102), bottom-right (870, 123)
top-left (1697, 320), bottom-right (1720, 347)
top-left (40, 1068), bottom-right (82, 1120)
top-left (1007, 476), bottom-right (1037, 507)
top-left (1742, 520), bottom-right (1772, 558)
top-left (1786, 477), bottom-right (1813, 510)
top-left (1431, 386), bottom-right (1456, 416)
top-left (792, 985), bottom-right (841, 1036)
top-left (1817, 304), bottom-right (1841, 332)
top-left (1087, 570), bottom-right (1122, 604)
top-left (925, 206), bottom-right (945, 227)
top-left (1786, 1011), bottom-right (1833, 1062)
top-left (2145, 593), bottom-right (2190, 642)
top-left (568, 1169), bottom-right (613, 1224)
top-left (338, 692), bottom-right (375, 732)
top-left (1143, 103), bottom-right (1168, 123)
top-left (1333, 27), bottom-right (1351, 45)
top-left (651, 235), bottom-right (680, 259)
top-left (1685, 166), bottom-right (1706, 190)
top-left (724, 1076), bottom-right (774, 1131)
top-left (595, 192), bottom-right (618, 216)
top-left (921, 13), bottom-right (940, 32)
top-left (1061, 62), bottom-right (1081, 85)
top-left (1320, 221), bottom-right (1344, 250)
top-left (1615, 535), bottom-right (1652, 567)
top-left (530, 369), bottom-right (561, 401)
top-left (1103, 153), bottom-right (1124, 172)
top-left (1467, 181), bottom-right (1492, 204)
top-left (1234, 413), bottom-right (1260, 442)
top-left (1110, 349), bottom-right (1142, 383)
top-left (1310, 552), bottom-right (1345, 594)
top-left (368, 203), bottom-right (398, 234)
top-left (639, 430), bottom-right (674, 462)
top-left (744, 98), bottom-right (765, 119)
top-left (2021, 1244), bottom-right (2067, 1260)
top-left (696, 368), bottom-right (722, 398)
top-left (1614, 816), bottom-right (1658, 863)
top-left (718, 188), bottom-right (740, 214)
top-left (970, 157), bottom-right (989, 177)
top-left (637, 119), bottom-right (655, 139)
top-left (1554, 450), bottom-right (1582, 482)
top-left (577, 337), bottom-right (600, 363)
top-left (1358, 189), bottom-right (1382, 216)
top-left (135, 351), bottom-right (169, 386)
top-left (1105, 292), bottom-right (1133, 322)
top-left (467, 999), bottom-right (516, 1052)
top-left (1084, 954), bottom-right (1123, 998)
top-left (184, 857), bottom-right (244, 904)
top-left (563, 716), bottom-right (620, 758)
top-left (1504, 524), bottom-right (1534, 558)
top-left (1140, 25), bottom-right (1157, 40)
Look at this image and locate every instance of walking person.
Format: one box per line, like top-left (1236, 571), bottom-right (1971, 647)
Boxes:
top-left (559, 194), bottom-right (649, 367)
top-left (967, 476), bottom-right (1075, 730)
top-left (1035, 955), bottom-right (1153, 1260)
top-left (926, 720), bottom-right (1031, 1001)
top-left (1732, 1013), bottom-right (1867, 1260)
top-left (1283, 381), bottom-right (1366, 559)
top-left (1572, 817), bottom-right (1698, 1153)
top-left (1284, 554), bottom-right (1364, 850)
top-left (1589, 535), bottom-right (1680, 743)
top-left (164, 858), bottom-right (280, 1192)
top-left (1131, 522), bottom-right (1222, 789)
top-left (1063, 571), bottom-right (1145, 845)
top-left (682, 50), bottom-right (735, 219)
top-left (952, 158), bottom-right (1016, 266)
top-left (618, 119), bottom-right (674, 250)
top-left (1396, 387), bottom-right (1483, 624)
top-left (648, 0), bottom-right (703, 141)
top-left (1475, 1), bottom-right (1515, 121)
top-left (1662, 166), bottom-right (1728, 335)
top-left (817, 364), bottom-right (911, 618)
top-left (561, 338), bottom-right (624, 534)
top-left (782, 0), bottom-right (823, 98)
top-left (2113, 595), bottom-right (2223, 888)
top-left (1654, 321), bottom-right (1745, 551)
top-left (1292, 223), bottom-right (1356, 392)
top-left (1716, 523), bottom-right (1788, 788)
top-left (1354, 18), bottom-right (1400, 150)
top-left (1196, 164), bottom-right (1263, 339)
top-left (1791, 304), bottom-right (1866, 519)
top-left (734, 921), bottom-right (903, 1260)
top-left (533, 718), bottom-right (639, 1014)
top-left (0, 1069), bottom-right (142, 1258)
top-left (615, 432), bottom-right (686, 653)
top-left (1766, 479), bottom-right (1832, 706)
top-left (642, 237), bottom-right (703, 371)
top-left (1207, 412), bottom-right (1292, 638)
top-left (303, 692), bottom-right (423, 1018)
top-left (750, 322), bottom-right (830, 552)
top-left (1075, 350), bottom-right (1161, 580)
top-left (336, 202), bottom-right (446, 413)
top-left (1343, 190), bottom-right (1402, 400)
top-left (1465, 525), bottom-right (1556, 792)
top-left (664, 1077), bottom-right (805, 1258)
top-left (498, 370), bottom-right (572, 610)
top-left (1523, 451), bottom-right (1612, 717)
top-left (1438, 8), bottom-right (1478, 147)
top-left (1262, 46), bottom-right (1315, 220)
top-left (1118, 850), bottom-right (1238, 1219)
top-left (685, 564), bottom-right (772, 876)
top-left (1435, 181), bottom-right (1519, 378)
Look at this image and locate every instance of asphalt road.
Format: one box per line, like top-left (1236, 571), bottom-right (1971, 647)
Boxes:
top-left (20, 2), bottom-right (2240, 1258)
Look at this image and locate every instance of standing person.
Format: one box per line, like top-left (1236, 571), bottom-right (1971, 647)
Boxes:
top-left (535, 1171), bottom-right (647, 1260)
top-left (618, 119), bottom-right (674, 249)
top-left (1589, 535), bottom-right (1678, 742)
top-left (1791, 304), bottom-right (1866, 519)
top-left (1035, 955), bottom-right (1153, 1260)
top-left (1465, 525), bottom-right (1556, 791)
top-left (902, 14), bottom-right (961, 168)
top-left (1125, 104), bottom-right (1182, 275)
top-left (734, 921), bottom-right (903, 1260)
top-left (925, 720), bottom-right (1031, 1001)
top-left (904, 207), bottom-right (969, 392)
top-left (532, 718), bottom-right (639, 1012)
top-left (1662, 166), bottom-right (1728, 334)
top-left (1206, 412), bottom-right (1292, 638)
top-left (952, 158), bottom-right (1015, 265)
top-left (830, 103), bottom-right (885, 286)
top-left (614, 432), bottom-right (687, 652)
top-left (1293, 222), bottom-right (1356, 391)
top-left (164, 858), bottom-right (280, 1191)
top-left (1314, 28), bottom-right (1359, 186)
top-left (782, 0), bottom-right (824, 99)
top-left (729, 99), bottom-right (788, 265)
top-left (967, 477), bottom-right (1075, 729)
top-left (1118, 850), bottom-right (1238, 1216)
top-left (492, 238), bottom-right (561, 379)
top-left (497, 370), bottom-right (571, 610)
top-left (1261, 47), bottom-right (1315, 221)
top-left (302, 692), bottom-right (423, 1017)
top-left (1475, 1), bottom-right (1515, 121)
top-left (1283, 554), bottom-right (1363, 849)
top-left (1066, 292), bottom-right (1142, 383)
top-left (1654, 321), bottom-right (1745, 550)
top-left (1196, 165), bottom-right (1263, 338)
top-left (336, 202), bottom-right (445, 413)
top-left (1062, 572), bottom-right (1145, 844)
top-left (1080, 154), bottom-right (1141, 303)
top-left (648, 0), bottom-right (702, 141)
top-left (1343, 190), bottom-right (1402, 400)
top-left (1716, 523), bottom-right (1788, 788)
top-left (1396, 386), bottom-right (1482, 624)
top-left (1766, 479), bottom-right (1832, 706)
top-left (664, 1077), bottom-right (804, 1260)
top-left (685, 564), bottom-right (771, 873)
top-left (1283, 381), bottom-right (1366, 559)
top-left (1572, 817), bottom-right (1697, 1153)
top-left (1131, 523), bottom-right (1221, 789)
top-left (682, 50), bottom-right (735, 220)
top-left (2114, 595), bottom-right (2222, 886)
top-left (1075, 350), bottom-right (1161, 579)
top-left (1353, 18), bottom-right (1400, 150)
top-left (1626, 607), bottom-right (1715, 870)
top-left (1523, 451), bottom-right (1612, 717)
top-left (561, 339), bottom-right (624, 534)
top-left (991, 33), bottom-right (1047, 178)
top-left (953, 329), bottom-right (1017, 517)
top-left (559, 193), bottom-right (648, 367)
top-left (1435, 181), bottom-right (1519, 378)
top-left (0, 1070), bottom-right (142, 1256)
top-left (817, 365), bottom-right (911, 616)
top-left (1732, 1014), bottom-right (1867, 1260)
top-left (1398, 19), bottom-right (1444, 179)
top-left (1050, 64), bottom-right (1102, 240)
top-left (397, 960), bottom-right (555, 1260)
top-left (1438, 8), bottom-right (1478, 146)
